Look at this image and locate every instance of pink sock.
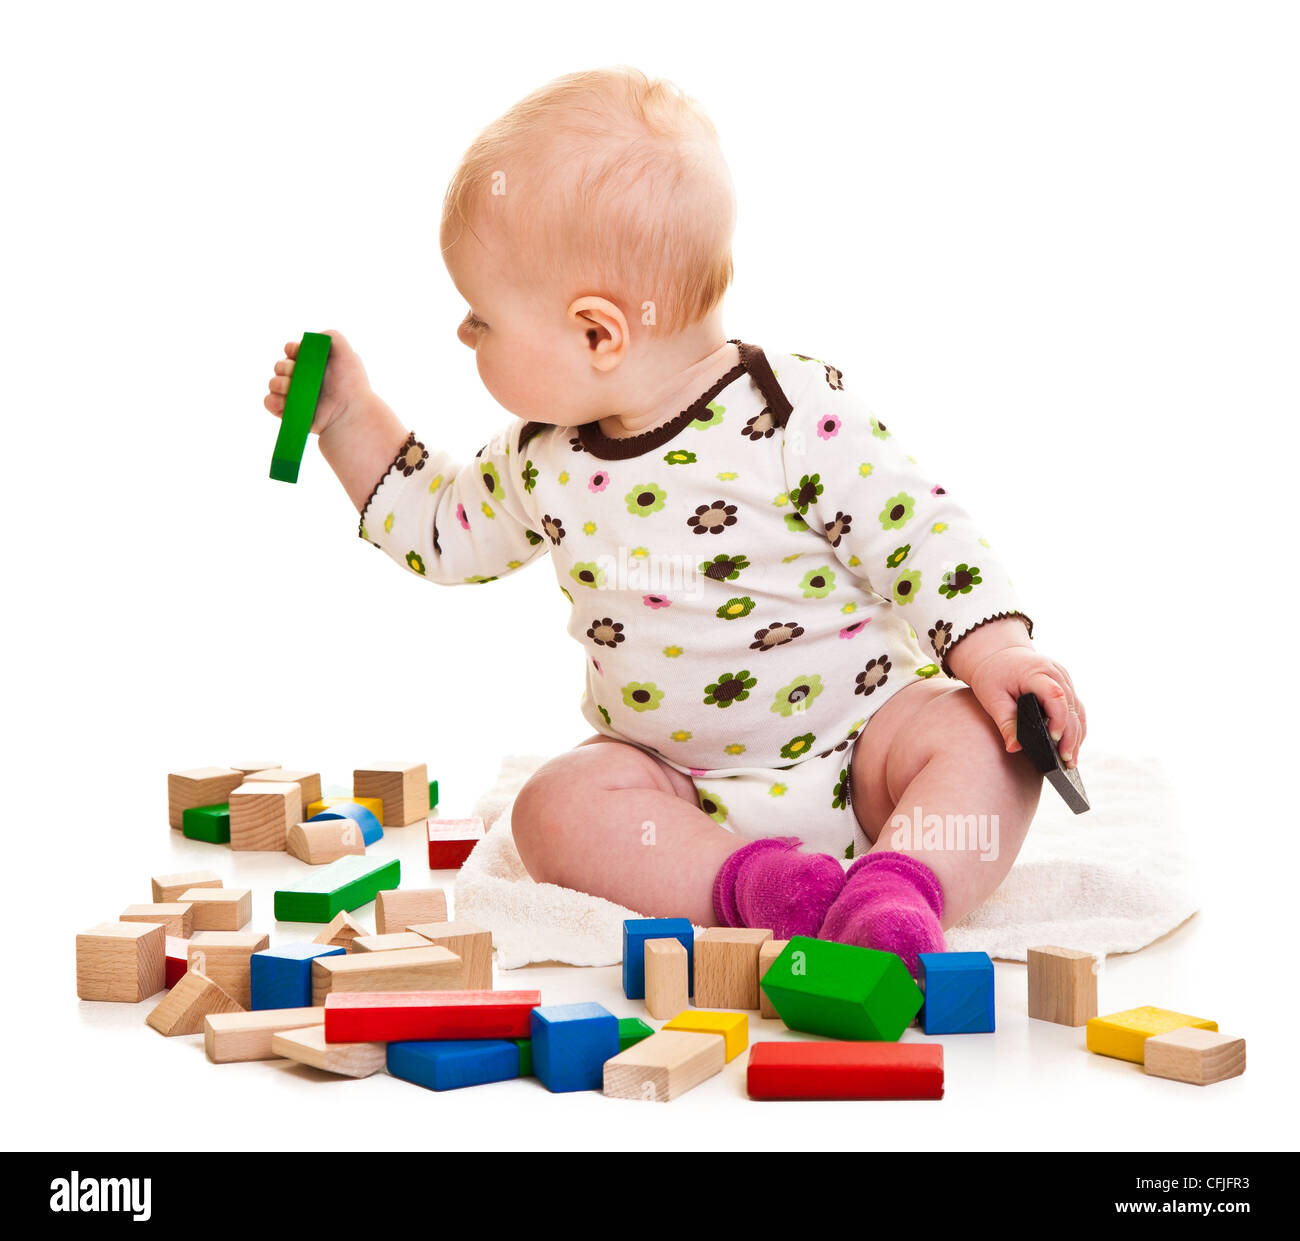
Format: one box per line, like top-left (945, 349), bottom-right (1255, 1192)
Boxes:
top-left (713, 837), bottom-right (847, 940)
top-left (818, 851), bottom-right (946, 977)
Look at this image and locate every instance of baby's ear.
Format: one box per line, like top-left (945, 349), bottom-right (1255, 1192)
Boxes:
top-left (568, 296), bottom-right (628, 373)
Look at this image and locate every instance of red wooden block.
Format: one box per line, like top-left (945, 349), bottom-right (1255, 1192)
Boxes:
top-left (323, 989), bottom-right (541, 1044)
top-left (747, 1041), bottom-right (945, 1100)
top-left (165, 936), bottom-right (189, 989)
top-left (426, 817), bottom-right (486, 870)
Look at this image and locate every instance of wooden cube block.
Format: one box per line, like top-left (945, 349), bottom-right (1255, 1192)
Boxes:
top-left (644, 938), bottom-right (689, 1020)
top-left (242, 768), bottom-right (322, 820)
top-left (188, 931), bottom-right (269, 1009)
top-left (758, 939), bottom-right (787, 1019)
top-left (1087, 1006), bottom-right (1218, 1064)
top-left (426, 817), bottom-right (486, 869)
top-left (1027, 945), bottom-right (1098, 1026)
top-left (407, 920), bottom-right (492, 990)
top-left (167, 767), bottom-right (243, 830)
top-left (286, 819), bottom-right (366, 865)
top-left (603, 1029), bottom-right (726, 1102)
top-left (354, 763), bottom-right (429, 826)
top-left (76, 922), bottom-right (165, 1002)
top-left (120, 902), bottom-right (193, 938)
top-left (695, 927), bottom-right (774, 1010)
top-left (351, 932), bottom-right (430, 954)
top-left (151, 870), bottom-right (221, 903)
top-left (228, 782), bottom-right (298, 852)
top-left (374, 887), bottom-right (448, 935)
top-left (311, 945), bottom-right (463, 1005)
top-left (204, 1007), bottom-right (324, 1063)
top-left (313, 911), bottom-right (368, 953)
top-left (1143, 1028), bottom-right (1246, 1085)
top-left (271, 1024), bottom-right (386, 1078)
top-left (146, 969), bottom-right (242, 1036)
top-left (180, 887), bottom-right (251, 931)
top-left (663, 1009), bottom-right (749, 1061)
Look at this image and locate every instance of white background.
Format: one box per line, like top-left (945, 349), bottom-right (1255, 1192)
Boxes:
top-left (2, 1), bottom-right (1295, 1151)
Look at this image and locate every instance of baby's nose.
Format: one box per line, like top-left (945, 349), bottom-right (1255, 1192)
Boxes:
top-left (457, 318), bottom-right (478, 350)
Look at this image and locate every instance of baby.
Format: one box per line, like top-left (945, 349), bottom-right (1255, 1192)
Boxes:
top-left (264, 67), bottom-right (1086, 975)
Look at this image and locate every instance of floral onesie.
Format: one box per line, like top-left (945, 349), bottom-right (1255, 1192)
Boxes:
top-left (358, 342), bottom-right (1031, 856)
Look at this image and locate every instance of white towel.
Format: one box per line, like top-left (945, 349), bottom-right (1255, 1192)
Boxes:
top-left (455, 752), bottom-right (1198, 968)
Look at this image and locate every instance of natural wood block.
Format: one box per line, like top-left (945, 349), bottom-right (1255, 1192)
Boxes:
top-left (1027, 945), bottom-right (1099, 1026)
top-left (204, 1006), bottom-right (324, 1063)
top-left (121, 903), bottom-right (193, 938)
top-left (271, 1024), bottom-right (386, 1078)
top-left (180, 887), bottom-right (251, 931)
top-left (313, 911), bottom-right (368, 953)
top-left (354, 763), bottom-right (429, 826)
top-left (146, 969), bottom-right (242, 1035)
top-left (311, 945), bottom-right (463, 1005)
top-left (1087, 1007), bottom-right (1218, 1064)
top-left (242, 768), bottom-right (322, 820)
top-left (695, 928), bottom-right (774, 1010)
top-left (188, 931), bottom-right (269, 1009)
top-left (644, 938), bottom-right (689, 1020)
top-left (167, 767), bottom-right (244, 830)
top-left (76, 922), bottom-right (165, 1002)
top-left (287, 819), bottom-right (366, 864)
top-left (231, 761), bottom-right (279, 775)
top-left (228, 782), bottom-right (298, 852)
top-left (603, 1029), bottom-right (726, 1102)
top-left (1143, 1028), bottom-right (1246, 1085)
top-left (351, 932), bottom-right (430, 954)
top-left (152, 870), bottom-right (221, 903)
top-left (408, 920), bottom-right (492, 990)
top-left (758, 939), bottom-right (787, 1019)
top-left (374, 887), bottom-right (448, 935)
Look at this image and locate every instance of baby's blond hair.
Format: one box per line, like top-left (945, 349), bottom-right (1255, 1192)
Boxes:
top-left (442, 67), bottom-right (735, 334)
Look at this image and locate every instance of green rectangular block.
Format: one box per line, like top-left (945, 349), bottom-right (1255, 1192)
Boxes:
top-left (618, 1016), bottom-right (654, 1052)
top-left (512, 1037), bottom-right (532, 1077)
top-left (759, 935), bottom-right (923, 1041)
top-left (182, 803), bottom-right (230, 844)
top-left (429, 779), bottom-right (439, 812)
top-left (269, 331), bottom-right (331, 484)
top-left (273, 855), bottom-right (401, 922)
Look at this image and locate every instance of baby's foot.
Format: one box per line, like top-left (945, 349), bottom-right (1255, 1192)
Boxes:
top-left (818, 851), bottom-right (945, 977)
top-left (713, 837), bottom-right (846, 939)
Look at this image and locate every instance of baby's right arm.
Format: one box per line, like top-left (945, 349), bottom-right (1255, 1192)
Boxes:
top-left (265, 329), bottom-right (549, 586)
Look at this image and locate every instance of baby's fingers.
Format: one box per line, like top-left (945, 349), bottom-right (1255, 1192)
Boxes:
top-left (1024, 671), bottom-right (1071, 748)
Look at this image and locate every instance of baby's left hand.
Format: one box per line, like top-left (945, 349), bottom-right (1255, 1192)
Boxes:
top-left (965, 646), bottom-right (1086, 768)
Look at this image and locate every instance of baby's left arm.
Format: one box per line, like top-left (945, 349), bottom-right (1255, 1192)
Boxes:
top-left (781, 364), bottom-right (1085, 764)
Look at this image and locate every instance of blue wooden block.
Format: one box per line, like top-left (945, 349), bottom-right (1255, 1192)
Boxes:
top-left (249, 942), bottom-right (345, 1010)
top-left (387, 1039), bottom-right (520, 1091)
top-left (530, 1002), bottom-right (620, 1093)
top-left (917, 951), bottom-right (995, 1034)
top-left (622, 918), bottom-right (694, 1000)
top-left (307, 801), bottom-right (383, 847)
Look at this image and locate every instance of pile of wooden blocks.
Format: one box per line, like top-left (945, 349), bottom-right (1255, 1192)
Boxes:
top-left (73, 760), bottom-right (1244, 1101)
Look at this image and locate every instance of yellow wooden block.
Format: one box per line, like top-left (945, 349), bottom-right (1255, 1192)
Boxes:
top-left (1086, 1006), bottom-right (1217, 1063)
top-left (307, 796), bottom-right (385, 825)
top-left (663, 1010), bottom-right (748, 1062)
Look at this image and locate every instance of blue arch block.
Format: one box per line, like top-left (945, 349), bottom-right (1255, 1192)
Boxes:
top-left (307, 801), bottom-right (383, 847)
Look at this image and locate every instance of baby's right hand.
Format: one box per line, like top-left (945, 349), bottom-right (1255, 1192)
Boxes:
top-left (263, 328), bottom-right (373, 437)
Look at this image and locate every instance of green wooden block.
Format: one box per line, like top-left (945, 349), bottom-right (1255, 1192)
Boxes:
top-left (273, 855), bottom-right (401, 922)
top-left (618, 1016), bottom-right (654, 1052)
top-left (759, 935), bottom-right (923, 1041)
top-left (429, 779), bottom-right (439, 812)
top-left (269, 331), bottom-right (331, 484)
top-left (513, 1037), bottom-right (532, 1077)
top-left (182, 803), bottom-right (230, 844)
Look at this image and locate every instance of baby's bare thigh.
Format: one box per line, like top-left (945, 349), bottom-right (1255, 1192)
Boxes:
top-left (514, 737), bottom-right (696, 834)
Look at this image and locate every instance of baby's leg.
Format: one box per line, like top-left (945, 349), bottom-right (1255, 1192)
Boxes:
top-left (849, 679), bottom-right (1043, 928)
top-left (512, 736), bottom-right (741, 925)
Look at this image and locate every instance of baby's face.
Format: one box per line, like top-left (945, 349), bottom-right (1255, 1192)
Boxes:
top-left (444, 222), bottom-right (591, 427)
